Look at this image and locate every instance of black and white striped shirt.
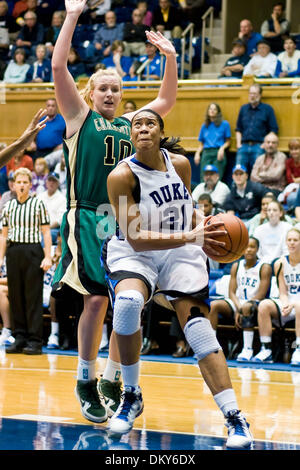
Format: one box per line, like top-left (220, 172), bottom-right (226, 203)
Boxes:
top-left (2, 196), bottom-right (50, 243)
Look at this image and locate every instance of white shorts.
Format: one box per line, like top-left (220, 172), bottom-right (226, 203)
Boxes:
top-left (102, 236), bottom-right (209, 311)
top-left (271, 298), bottom-right (296, 327)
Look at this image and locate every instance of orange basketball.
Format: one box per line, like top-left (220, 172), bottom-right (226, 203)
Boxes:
top-left (203, 213), bottom-right (249, 263)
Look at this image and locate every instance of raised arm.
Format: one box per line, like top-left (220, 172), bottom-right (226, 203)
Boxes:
top-left (51, 0), bottom-right (89, 135)
top-left (123, 30), bottom-right (178, 121)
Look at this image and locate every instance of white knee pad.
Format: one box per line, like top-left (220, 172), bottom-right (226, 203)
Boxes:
top-left (113, 290), bottom-right (144, 336)
top-left (183, 317), bottom-right (222, 361)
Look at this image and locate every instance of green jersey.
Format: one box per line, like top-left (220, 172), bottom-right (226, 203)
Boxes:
top-left (52, 109), bottom-right (133, 296)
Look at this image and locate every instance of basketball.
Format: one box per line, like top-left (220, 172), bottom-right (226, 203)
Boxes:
top-left (203, 213), bottom-right (249, 263)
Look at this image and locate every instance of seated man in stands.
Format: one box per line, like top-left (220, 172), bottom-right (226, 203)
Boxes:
top-left (85, 10), bottom-right (124, 63)
top-left (243, 40), bottom-right (277, 78)
top-left (250, 132), bottom-right (287, 198)
top-left (261, 1), bottom-right (290, 53)
top-left (123, 8), bottom-right (150, 56)
top-left (152, 0), bottom-right (183, 39)
top-left (238, 19), bottom-right (263, 57)
top-left (135, 39), bottom-right (164, 80)
top-left (219, 38), bottom-right (249, 79)
top-left (275, 36), bottom-right (300, 78)
top-left (192, 164), bottom-right (230, 209)
top-left (223, 164), bottom-right (270, 225)
top-left (209, 237), bottom-right (272, 362)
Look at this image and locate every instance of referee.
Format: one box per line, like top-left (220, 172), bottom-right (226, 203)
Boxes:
top-left (0, 168), bottom-right (52, 354)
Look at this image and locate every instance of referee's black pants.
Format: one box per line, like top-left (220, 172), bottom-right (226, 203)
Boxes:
top-left (6, 242), bottom-right (44, 346)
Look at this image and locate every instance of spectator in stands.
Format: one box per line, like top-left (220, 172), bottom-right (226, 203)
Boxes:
top-left (137, 1), bottom-right (153, 28)
top-left (0, 1), bottom-right (18, 63)
top-left (102, 40), bottom-right (134, 80)
top-left (235, 83), bottom-right (279, 174)
top-left (53, 152), bottom-right (66, 195)
top-left (3, 47), bottom-right (30, 83)
top-left (28, 98), bottom-right (66, 160)
top-left (38, 171), bottom-right (66, 244)
top-left (0, 167), bottom-right (52, 355)
top-left (15, 11), bottom-right (44, 60)
top-left (31, 157), bottom-right (48, 195)
top-left (250, 132), bottom-right (287, 197)
top-left (209, 236), bottom-right (272, 362)
top-left (247, 192), bottom-right (277, 236)
top-left (278, 139), bottom-right (300, 210)
top-left (178, 0), bottom-right (206, 35)
top-left (193, 102), bottom-right (231, 181)
top-left (223, 164), bottom-right (269, 225)
top-left (135, 39), bottom-right (164, 80)
top-left (85, 10), bottom-right (124, 63)
top-left (152, 0), bottom-right (183, 39)
top-left (275, 36), bottom-right (300, 78)
top-left (197, 192), bottom-right (225, 217)
top-left (253, 200), bottom-right (292, 264)
top-left (18, 0), bottom-right (43, 25)
top-left (243, 40), bottom-right (277, 78)
top-left (219, 38), bottom-right (249, 79)
top-left (261, 1), bottom-right (290, 54)
top-left (6, 148), bottom-right (33, 176)
top-left (89, 0), bottom-right (111, 24)
top-left (12, 0), bottom-right (28, 20)
top-left (238, 19), bottom-right (263, 57)
top-left (123, 8), bottom-right (150, 56)
top-left (192, 164), bottom-right (230, 208)
top-left (25, 43), bottom-right (51, 82)
top-left (44, 10), bottom-right (66, 58)
top-left (67, 47), bottom-right (86, 81)
top-left (123, 99), bottom-right (137, 113)
top-left (0, 172), bottom-right (16, 217)
top-left (252, 227), bottom-right (300, 365)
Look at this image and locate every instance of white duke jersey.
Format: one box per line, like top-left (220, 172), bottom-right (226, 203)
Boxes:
top-left (280, 255), bottom-right (300, 301)
top-left (235, 259), bottom-right (267, 301)
top-left (121, 148), bottom-right (194, 234)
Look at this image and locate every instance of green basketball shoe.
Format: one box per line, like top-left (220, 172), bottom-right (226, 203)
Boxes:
top-left (75, 379), bottom-right (108, 423)
top-left (97, 378), bottom-right (122, 417)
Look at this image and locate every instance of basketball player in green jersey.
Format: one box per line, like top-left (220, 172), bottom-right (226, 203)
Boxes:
top-left (51, 0), bottom-right (178, 423)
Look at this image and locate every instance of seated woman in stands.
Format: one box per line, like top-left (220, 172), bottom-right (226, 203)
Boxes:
top-left (275, 37), bottom-right (300, 78)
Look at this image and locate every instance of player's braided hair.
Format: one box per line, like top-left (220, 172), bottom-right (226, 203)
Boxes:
top-left (132, 109), bottom-right (187, 155)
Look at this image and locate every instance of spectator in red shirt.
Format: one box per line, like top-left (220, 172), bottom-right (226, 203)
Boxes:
top-left (6, 149), bottom-right (33, 177)
top-left (278, 138), bottom-right (300, 209)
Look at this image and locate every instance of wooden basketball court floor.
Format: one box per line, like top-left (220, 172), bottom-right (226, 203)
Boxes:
top-left (0, 347), bottom-right (300, 452)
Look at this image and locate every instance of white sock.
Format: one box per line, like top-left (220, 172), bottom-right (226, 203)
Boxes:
top-left (77, 357), bottom-right (96, 382)
top-left (213, 388), bottom-right (239, 416)
top-left (260, 336), bottom-right (272, 348)
top-left (102, 358), bottom-right (121, 383)
top-left (51, 322), bottom-right (59, 335)
top-left (243, 330), bottom-right (254, 350)
top-left (121, 361), bottom-right (140, 389)
top-left (296, 337), bottom-right (300, 348)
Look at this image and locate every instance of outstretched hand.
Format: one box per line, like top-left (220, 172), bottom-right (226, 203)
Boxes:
top-left (65, 0), bottom-right (87, 16)
top-left (145, 30), bottom-right (176, 57)
top-left (20, 108), bottom-right (48, 147)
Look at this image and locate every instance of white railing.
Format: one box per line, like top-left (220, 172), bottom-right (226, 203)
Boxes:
top-left (180, 22), bottom-right (194, 79)
top-left (201, 6), bottom-right (214, 68)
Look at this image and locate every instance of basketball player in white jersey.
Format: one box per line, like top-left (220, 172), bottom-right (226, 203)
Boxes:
top-left (209, 237), bottom-right (272, 362)
top-left (253, 228), bottom-right (300, 365)
top-left (102, 109), bottom-right (253, 449)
